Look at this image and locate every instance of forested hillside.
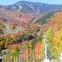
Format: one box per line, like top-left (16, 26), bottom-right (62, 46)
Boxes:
top-left (0, 1), bottom-right (62, 62)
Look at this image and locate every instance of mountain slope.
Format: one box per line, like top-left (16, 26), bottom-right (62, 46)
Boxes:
top-left (0, 1), bottom-right (62, 26)
top-left (0, 1), bottom-right (62, 17)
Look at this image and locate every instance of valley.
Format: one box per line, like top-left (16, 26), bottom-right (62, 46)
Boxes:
top-left (0, 1), bottom-right (62, 62)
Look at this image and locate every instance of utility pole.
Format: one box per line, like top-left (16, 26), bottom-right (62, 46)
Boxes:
top-left (44, 35), bottom-right (47, 59)
top-left (43, 34), bottom-right (50, 62)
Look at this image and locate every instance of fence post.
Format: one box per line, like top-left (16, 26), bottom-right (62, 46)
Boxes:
top-left (19, 54), bottom-right (20, 62)
top-left (2, 50), bottom-right (6, 62)
top-left (33, 52), bottom-right (35, 62)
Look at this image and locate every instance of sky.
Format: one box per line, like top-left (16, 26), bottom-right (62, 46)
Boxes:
top-left (0, 0), bottom-right (62, 5)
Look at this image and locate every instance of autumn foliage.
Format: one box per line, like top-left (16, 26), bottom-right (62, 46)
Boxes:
top-left (34, 41), bottom-right (42, 60)
top-left (0, 11), bottom-right (62, 60)
top-left (21, 48), bottom-right (30, 59)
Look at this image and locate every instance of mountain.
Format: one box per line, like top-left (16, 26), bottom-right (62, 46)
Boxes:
top-left (1, 1), bottom-right (62, 17)
top-left (0, 1), bottom-right (62, 25)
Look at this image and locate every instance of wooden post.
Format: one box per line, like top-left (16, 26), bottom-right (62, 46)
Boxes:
top-left (19, 54), bottom-right (20, 62)
top-left (16, 55), bottom-right (17, 62)
top-left (2, 56), bottom-right (5, 62)
top-left (33, 52), bottom-right (35, 62)
top-left (17, 55), bottom-right (18, 62)
top-left (5, 55), bottom-right (6, 62)
top-left (21, 55), bottom-right (22, 62)
top-left (14, 56), bottom-right (15, 62)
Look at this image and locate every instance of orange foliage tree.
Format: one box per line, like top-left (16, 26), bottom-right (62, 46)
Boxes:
top-left (34, 41), bottom-right (43, 60)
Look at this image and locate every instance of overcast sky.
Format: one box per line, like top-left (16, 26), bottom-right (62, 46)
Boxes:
top-left (0, 0), bottom-right (62, 5)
